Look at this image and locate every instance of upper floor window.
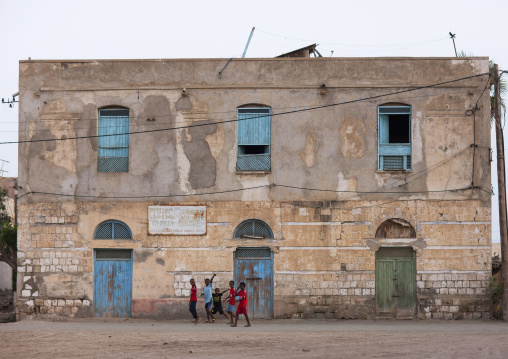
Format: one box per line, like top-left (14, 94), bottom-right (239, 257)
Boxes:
top-left (94, 220), bottom-right (132, 239)
top-left (236, 107), bottom-right (271, 171)
top-left (378, 106), bottom-right (412, 170)
top-left (97, 108), bottom-right (129, 172)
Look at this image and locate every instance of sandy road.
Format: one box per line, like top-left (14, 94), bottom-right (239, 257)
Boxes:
top-left (1, 318), bottom-right (507, 359)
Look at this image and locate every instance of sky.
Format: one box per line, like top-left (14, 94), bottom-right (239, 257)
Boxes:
top-left (0, 0), bottom-right (507, 241)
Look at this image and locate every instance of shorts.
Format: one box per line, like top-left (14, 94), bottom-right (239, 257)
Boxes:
top-left (205, 301), bottom-right (212, 310)
top-left (236, 306), bottom-right (247, 315)
top-left (211, 306), bottom-right (224, 315)
top-left (227, 304), bottom-right (235, 312)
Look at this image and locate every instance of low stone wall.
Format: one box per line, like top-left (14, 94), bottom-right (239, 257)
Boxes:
top-left (16, 298), bottom-right (91, 320)
top-left (417, 272), bottom-right (492, 319)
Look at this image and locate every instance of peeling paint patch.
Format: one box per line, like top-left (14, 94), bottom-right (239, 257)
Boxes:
top-left (299, 131), bottom-right (317, 167)
top-left (205, 124), bottom-right (225, 160)
top-left (238, 175), bottom-right (270, 201)
top-left (175, 126), bottom-right (193, 194)
top-left (183, 120), bottom-right (217, 189)
top-left (134, 251), bottom-right (153, 262)
top-left (156, 258), bottom-right (165, 266)
top-left (339, 118), bottom-right (366, 158)
top-left (337, 173), bottom-right (359, 200)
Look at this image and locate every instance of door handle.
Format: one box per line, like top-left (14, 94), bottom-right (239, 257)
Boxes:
top-left (246, 277), bottom-right (262, 280)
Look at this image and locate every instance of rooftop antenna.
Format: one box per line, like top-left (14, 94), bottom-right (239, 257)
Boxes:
top-left (0, 159), bottom-right (9, 177)
top-left (449, 32), bottom-right (457, 57)
top-left (242, 27), bottom-right (256, 58)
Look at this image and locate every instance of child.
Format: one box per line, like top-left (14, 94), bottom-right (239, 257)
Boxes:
top-left (203, 273), bottom-right (216, 323)
top-left (224, 280), bottom-right (236, 324)
top-left (188, 278), bottom-right (201, 324)
top-left (211, 287), bottom-right (230, 322)
top-left (232, 282), bottom-right (251, 327)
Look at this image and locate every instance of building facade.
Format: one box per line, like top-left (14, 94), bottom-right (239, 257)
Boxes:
top-left (16, 57), bottom-right (492, 320)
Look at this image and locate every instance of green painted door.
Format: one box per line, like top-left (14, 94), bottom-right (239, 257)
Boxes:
top-left (375, 247), bottom-right (416, 319)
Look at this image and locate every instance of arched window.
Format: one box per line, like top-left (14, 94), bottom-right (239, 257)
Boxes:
top-left (375, 218), bottom-right (415, 239)
top-left (234, 219), bottom-right (273, 239)
top-left (98, 107), bottom-right (130, 172)
top-left (94, 220), bottom-right (132, 239)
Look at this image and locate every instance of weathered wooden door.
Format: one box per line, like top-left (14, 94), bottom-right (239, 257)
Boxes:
top-left (94, 249), bottom-right (133, 318)
top-left (375, 247), bottom-right (416, 319)
top-left (234, 247), bottom-right (273, 319)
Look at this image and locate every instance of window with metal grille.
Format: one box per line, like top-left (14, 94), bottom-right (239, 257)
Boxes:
top-left (94, 220), bottom-right (132, 239)
top-left (237, 108), bottom-right (271, 171)
top-left (98, 108), bottom-right (129, 172)
top-left (235, 247), bottom-right (272, 258)
top-left (378, 106), bottom-right (412, 170)
top-left (95, 249), bottom-right (132, 260)
top-left (234, 219), bottom-right (273, 239)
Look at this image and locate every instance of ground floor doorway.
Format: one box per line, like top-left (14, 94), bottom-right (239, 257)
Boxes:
top-left (94, 249), bottom-right (133, 318)
top-left (234, 247), bottom-right (273, 319)
top-left (375, 246), bottom-right (416, 319)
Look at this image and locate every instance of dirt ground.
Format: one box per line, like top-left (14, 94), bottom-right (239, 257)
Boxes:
top-left (1, 318), bottom-right (508, 359)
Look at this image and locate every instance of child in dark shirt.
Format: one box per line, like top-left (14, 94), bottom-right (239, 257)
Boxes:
top-left (211, 288), bottom-right (230, 322)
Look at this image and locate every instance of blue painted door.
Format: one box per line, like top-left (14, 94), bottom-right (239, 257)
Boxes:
top-left (94, 249), bottom-right (133, 318)
top-left (234, 248), bottom-right (273, 319)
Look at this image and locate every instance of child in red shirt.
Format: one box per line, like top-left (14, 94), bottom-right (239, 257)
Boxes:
top-left (189, 278), bottom-right (201, 324)
top-left (232, 282), bottom-right (251, 327)
top-left (223, 280), bottom-right (236, 325)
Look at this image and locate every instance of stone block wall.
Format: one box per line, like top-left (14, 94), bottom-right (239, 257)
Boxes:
top-left (417, 272), bottom-right (491, 319)
top-left (16, 202), bottom-right (93, 319)
top-left (16, 199), bottom-right (492, 320)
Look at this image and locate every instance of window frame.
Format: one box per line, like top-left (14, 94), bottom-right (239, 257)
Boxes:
top-left (97, 107), bottom-right (130, 173)
top-left (234, 219), bottom-right (274, 239)
top-left (236, 107), bottom-right (271, 172)
top-left (377, 105), bottom-right (412, 171)
top-left (94, 220), bottom-right (133, 240)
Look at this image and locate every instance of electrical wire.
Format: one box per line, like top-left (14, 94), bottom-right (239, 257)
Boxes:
top-left (17, 183), bottom-right (487, 200)
top-left (0, 88), bottom-right (474, 134)
top-left (0, 72), bottom-right (489, 145)
top-left (256, 29), bottom-right (448, 48)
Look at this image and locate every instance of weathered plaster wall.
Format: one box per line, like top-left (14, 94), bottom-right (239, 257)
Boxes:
top-left (18, 58), bottom-right (490, 204)
top-left (16, 58), bottom-right (492, 320)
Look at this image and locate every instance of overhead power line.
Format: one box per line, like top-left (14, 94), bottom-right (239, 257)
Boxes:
top-left (0, 72), bottom-right (489, 146)
top-left (18, 183), bottom-right (489, 200)
top-left (256, 29), bottom-right (448, 48)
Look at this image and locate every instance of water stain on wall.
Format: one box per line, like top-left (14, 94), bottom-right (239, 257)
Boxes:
top-left (339, 118), bottom-right (366, 158)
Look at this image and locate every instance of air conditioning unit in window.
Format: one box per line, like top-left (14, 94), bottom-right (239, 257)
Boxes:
top-left (380, 155), bottom-right (411, 170)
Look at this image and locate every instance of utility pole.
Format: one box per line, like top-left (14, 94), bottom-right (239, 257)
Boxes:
top-left (494, 63), bottom-right (508, 320)
top-left (14, 179), bottom-right (18, 226)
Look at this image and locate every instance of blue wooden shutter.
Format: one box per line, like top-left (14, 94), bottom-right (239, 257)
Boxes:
top-left (237, 109), bottom-right (271, 146)
top-left (378, 106), bottom-right (412, 170)
top-left (98, 109), bottom-right (129, 172)
top-left (379, 114), bottom-right (389, 144)
top-left (237, 108), bottom-right (271, 171)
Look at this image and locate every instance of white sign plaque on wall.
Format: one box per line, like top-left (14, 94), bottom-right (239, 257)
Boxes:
top-left (148, 206), bottom-right (206, 235)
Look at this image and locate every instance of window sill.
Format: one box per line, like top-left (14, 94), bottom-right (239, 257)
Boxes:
top-left (236, 171), bottom-right (271, 175)
top-left (376, 170), bottom-right (412, 173)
